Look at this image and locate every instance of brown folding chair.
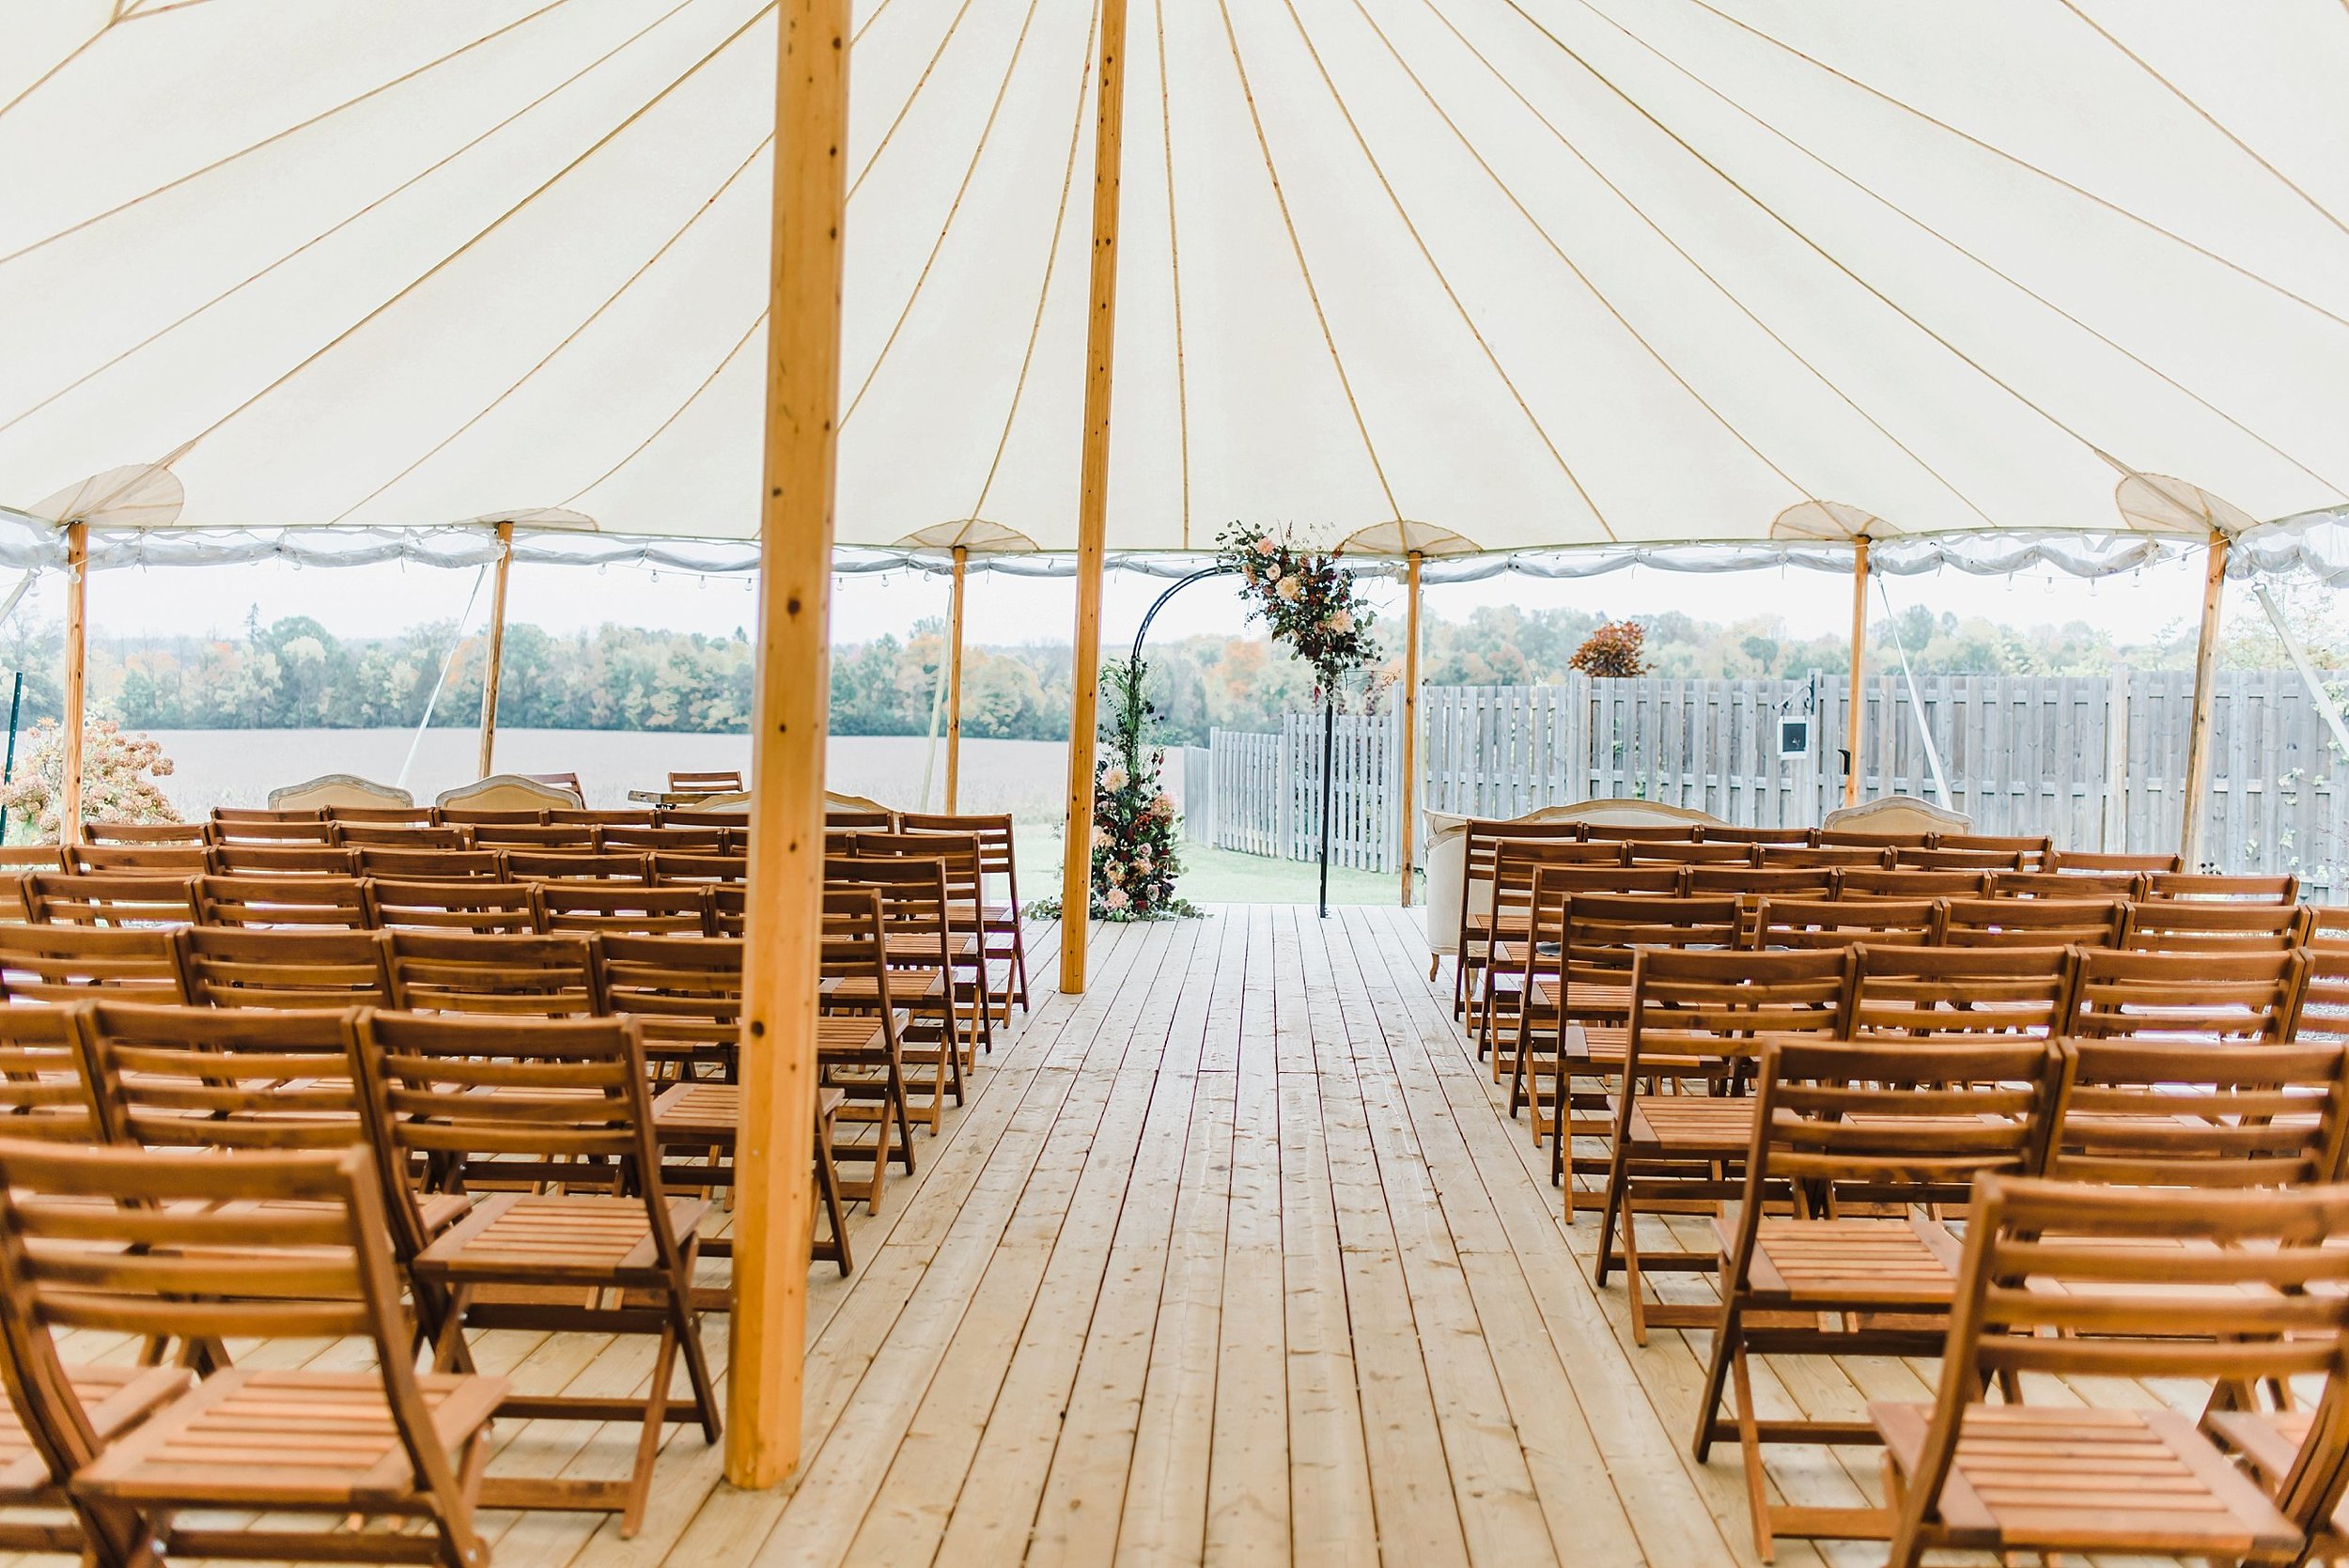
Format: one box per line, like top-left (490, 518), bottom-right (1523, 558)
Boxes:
top-left (1836, 868), bottom-right (1987, 900)
top-left (533, 880), bottom-right (716, 937)
top-left (1581, 824), bottom-right (1703, 846)
top-left (901, 810), bottom-right (1031, 1015)
top-left (826, 855), bottom-right (964, 1131)
top-left (1846, 944), bottom-right (2074, 1042)
top-left (1475, 840), bottom-right (1648, 1054)
top-left (194, 873), bottom-right (372, 929)
top-left (0, 924), bottom-right (190, 1004)
top-left (1700, 825), bottom-right (1812, 846)
top-left (2146, 870), bottom-right (2301, 903)
top-left (354, 847), bottom-right (506, 882)
top-left (1695, 1039), bottom-right (2062, 1558)
top-left (1450, 821), bottom-right (1607, 1018)
top-left (1895, 845), bottom-right (2026, 872)
top-left (366, 878), bottom-right (540, 934)
top-left (1937, 895), bottom-right (2125, 947)
top-left (204, 844), bottom-right (362, 877)
top-left (854, 831), bottom-right (1006, 1049)
top-left (1987, 867), bottom-right (2143, 899)
top-left (67, 844), bottom-right (208, 877)
top-left (1756, 842), bottom-right (1891, 870)
top-left (354, 1012), bottom-right (714, 1538)
top-left (2066, 947), bottom-right (2306, 1044)
top-left (599, 825), bottom-right (725, 855)
top-left (181, 927), bottom-right (395, 1008)
top-left (1625, 841), bottom-right (1758, 867)
top-left (24, 872), bottom-right (196, 926)
top-left (332, 823), bottom-right (472, 850)
top-left (546, 807), bottom-right (649, 828)
top-left (666, 769), bottom-right (743, 794)
top-left (522, 771), bottom-right (585, 799)
top-left (502, 850), bottom-right (653, 884)
top-left (1752, 895), bottom-right (1937, 949)
top-left (82, 821), bottom-right (206, 846)
top-left (204, 815), bottom-right (339, 846)
top-left (1873, 1177), bottom-right (2349, 1568)
top-left (325, 804), bottom-right (437, 827)
top-left (2046, 1037), bottom-right (2349, 1189)
top-left (809, 887), bottom-right (917, 1214)
top-left (0, 1140), bottom-right (498, 1568)
top-left (1931, 831), bottom-right (2050, 869)
top-left (2123, 897), bottom-right (2313, 954)
top-left (437, 806), bottom-right (546, 827)
top-left (384, 930), bottom-right (604, 1016)
top-left (1591, 946), bottom-right (1853, 1344)
top-left (1816, 828), bottom-right (1930, 851)
top-left (2046, 847), bottom-right (2181, 875)
top-left (0, 1006), bottom-right (102, 1141)
top-left (468, 821), bottom-right (598, 850)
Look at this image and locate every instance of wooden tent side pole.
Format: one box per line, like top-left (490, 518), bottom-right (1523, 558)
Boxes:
top-left (476, 520), bottom-right (513, 779)
top-left (727, 0), bottom-right (848, 1490)
top-left (1843, 536), bottom-right (1868, 808)
top-left (1397, 550), bottom-right (1422, 907)
top-left (2178, 526), bottom-right (2231, 870)
top-left (945, 545), bottom-right (967, 813)
top-left (60, 522), bottom-right (87, 846)
top-left (1058, 0), bottom-right (1132, 996)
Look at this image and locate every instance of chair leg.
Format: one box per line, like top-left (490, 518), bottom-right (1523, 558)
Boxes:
top-left (1731, 1344), bottom-right (1775, 1562)
top-left (672, 1276), bottom-right (723, 1444)
top-left (1692, 1302), bottom-right (1739, 1464)
top-left (814, 1124), bottom-right (852, 1276)
top-left (620, 1326), bottom-right (677, 1538)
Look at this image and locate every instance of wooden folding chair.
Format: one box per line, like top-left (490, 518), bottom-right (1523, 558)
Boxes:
top-left (502, 850), bottom-right (653, 884)
top-left (1450, 821), bottom-right (1607, 1018)
top-left (437, 806), bottom-right (547, 828)
top-left (333, 823), bottom-right (472, 850)
top-left (0, 924), bottom-right (190, 1004)
top-left (810, 888), bottom-right (917, 1212)
top-left (1755, 842), bottom-right (1891, 870)
top-left (1931, 831), bottom-right (2050, 869)
top-left (469, 822), bottom-right (598, 850)
top-left (522, 771), bottom-right (585, 799)
top-left (650, 852), bottom-right (748, 887)
top-left (0, 1006), bottom-right (103, 1141)
top-left (666, 769), bottom-right (743, 795)
top-left (1937, 894), bottom-right (2125, 947)
top-left (1752, 895), bottom-right (1937, 950)
top-left (355, 847), bottom-right (506, 881)
top-left (1591, 947), bottom-right (1853, 1344)
top-left (2146, 870), bottom-right (2301, 903)
top-left (1835, 868), bottom-right (1986, 900)
top-left (1895, 845), bottom-right (2025, 872)
top-left (1846, 944), bottom-right (2074, 1042)
top-left (2067, 947), bottom-right (2306, 1044)
top-left (533, 881), bottom-right (716, 937)
top-left (385, 930), bottom-right (605, 1016)
top-left (599, 825), bottom-right (725, 855)
top-left (547, 807), bottom-right (651, 828)
top-left (1624, 841), bottom-right (1758, 867)
top-left (194, 872), bottom-right (372, 929)
top-left (1582, 824), bottom-right (1703, 846)
top-left (1684, 867), bottom-right (1836, 943)
top-left (2046, 1037), bottom-right (2349, 1188)
top-left (326, 804), bottom-right (439, 827)
top-left (1986, 867), bottom-right (2144, 899)
top-left (204, 844), bottom-right (363, 877)
top-left (1492, 862), bottom-right (1684, 1093)
top-left (658, 807), bottom-right (749, 837)
top-left (1874, 1177), bottom-right (2349, 1567)
top-left (1478, 848), bottom-right (1665, 1063)
top-left (853, 831), bottom-right (1007, 1051)
top-left (24, 872), bottom-right (196, 927)
top-left (824, 807), bottom-right (895, 832)
top-left (2123, 896), bottom-right (2314, 954)
top-left (181, 927), bottom-right (395, 1008)
top-left (901, 810), bottom-right (1032, 1016)
top-left (206, 815), bottom-right (342, 846)
top-left (83, 821), bottom-right (206, 846)
top-left (2046, 847), bottom-right (2182, 874)
top-left (827, 856), bottom-right (964, 1130)
top-left (1694, 1038), bottom-right (2061, 1558)
top-left (352, 1012), bottom-right (715, 1536)
top-left (0, 1140), bottom-right (500, 1568)
top-left (1816, 828), bottom-right (1930, 852)
top-left (68, 844), bottom-right (209, 877)
top-left (366, 877), bottom-right (541, 933)
top-left (1700, 825), bottom-right (1812, 846)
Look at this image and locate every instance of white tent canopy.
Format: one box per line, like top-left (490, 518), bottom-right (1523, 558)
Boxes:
top-left (6, 0), bottom-right (2349, 562)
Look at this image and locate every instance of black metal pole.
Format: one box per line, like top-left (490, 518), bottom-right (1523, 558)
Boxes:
top-left (0, 672), bottom-right (22, 845)
top-left (1317, 698), bottom-right (1334, 919)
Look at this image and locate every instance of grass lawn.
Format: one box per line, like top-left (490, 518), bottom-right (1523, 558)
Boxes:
top-left (1013, 824), bottom-right (1413, 908)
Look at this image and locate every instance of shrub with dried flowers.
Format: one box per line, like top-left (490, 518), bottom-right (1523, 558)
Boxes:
top-left (0, 718), bottom-right (182, 843)
top-left (1570, 618), bottom-right (1651, 679)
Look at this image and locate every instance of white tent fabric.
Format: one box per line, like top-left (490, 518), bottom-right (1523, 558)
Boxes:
top-left (6, 0), bottom-right (2349, 561)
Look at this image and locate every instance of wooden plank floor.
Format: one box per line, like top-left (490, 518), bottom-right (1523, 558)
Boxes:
top-left (85, 904), bottom-right (2191, 1568)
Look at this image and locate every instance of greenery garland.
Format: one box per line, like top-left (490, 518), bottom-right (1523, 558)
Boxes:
top-left (1077, 660), bottom-right (1195, 921)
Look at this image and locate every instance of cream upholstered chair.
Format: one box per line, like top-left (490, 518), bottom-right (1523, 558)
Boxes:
top-left (435, 774), bottom-right (583, 814)
top-left (267, 773), bottom-right (414, 812)
top-left (1819, 794), bottom-right (1970, 836)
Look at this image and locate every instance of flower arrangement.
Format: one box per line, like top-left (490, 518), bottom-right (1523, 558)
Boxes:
top-left (1081, 660), bottom-right (1193, 921)
top-left (1216, 524), bottom-right (1381, 697)
top-left (0, 718), bottom-right (181, 843)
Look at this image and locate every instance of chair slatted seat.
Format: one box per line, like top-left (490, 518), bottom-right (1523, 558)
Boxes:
top-left (825, 856), bottom-right (962, 1132)
top-left (1938, 895), bottom-right (2125, 948)
top-left (1592, 947), bottom-right (1852, 1344)
top-left (1695, 1039), bottom-right (2062, 1558)
top-left (0, 1139), bottom-right (501, 1568)
top-left (901, 811), bottom-right (1031, 1017)
top-left (26, 873), bottom-right (197, 927)
top-left (502, 849), bottom-right (653, 884)
top-left (366, 878), bottom-right (541, 934)
top-left (68, 844), bottom-right (209, 877)
top-left (1846, 945), bottom-right (2075, 1042)
top-left (353, 1012), bottom-right (716, 1536)
top-left (534, 880), bottom-right (716, 937)
top-left (1872, 1178), bottom-right (2349, 1567)
top-left (355, 846), bottom-right (506, 881)
top-left (1835, 868), bottom-right (1987, 900)
top-left (2123, 897), bottom-right (2314, 954)
top-left (204, 844), bottom-right (362, 877)
top-left (182, 927), bottom-right (395, 1008)
top-left (2145, 870), bottom-right (2300, 903)
top-left (1752, 895), bottom-right (1937, 950)
top-left (194, 873), bottom-right (371, 929)
top-left (0, 924), bottom-right (191, 1004)
top-left (2067, 947), bottom-right (2305, 1045)
top-left (385, 930), bottom-right (604, 1017)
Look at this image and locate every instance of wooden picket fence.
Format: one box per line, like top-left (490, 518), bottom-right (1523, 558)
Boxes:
top-left (1179, 670), bottom-right (2349, 891)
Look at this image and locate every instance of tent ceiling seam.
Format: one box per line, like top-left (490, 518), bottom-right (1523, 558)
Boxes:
top-left (1155, 0), bottom-right (1192, 550)
top-left (561, 315), bottom-right (767, 509)
top-left (0, 0), bottom-right (580, 269)
top-left (0, 0), bottom-right (711, 443)
top-left (1417, 0), bottom-right (1999, 531)
top-left (1659, 0), bottom-right (2349, 334)
top-left (1338, 0), bottom-right (1803, 517)
top-left (1211, 0), bottom-right (1407, 529)
top-left (840, 0), bottom-right (1052, 426)
top-left (845, 0), bottom-right (986, 203)
top-left (0, 22), bottom-right (108, 122)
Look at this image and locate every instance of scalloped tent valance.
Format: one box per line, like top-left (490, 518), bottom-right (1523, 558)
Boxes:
top-left (5, 2), bottom-right (2348, 560)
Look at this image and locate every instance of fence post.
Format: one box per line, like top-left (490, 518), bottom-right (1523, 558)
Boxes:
top-left (2102, 667), bottom-right (2130, 851)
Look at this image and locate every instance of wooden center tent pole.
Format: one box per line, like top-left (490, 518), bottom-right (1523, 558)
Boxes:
top-left (1397, 549), bottom-right (1422, 907)
top-left (2178, 526), bottom-right (2231, 870)
top-left (60, 521), bottom-right (87, 846)
top-left (728, 0), bottom-right (849, 1489)
top-left (1843, 535), bottom-right (1868, 808)
top-left (476, 520), bottom-right (514, 779)
top-left (945, 544), bottom-right (967, 813)
top-left (1058, 0), bottom-right (1132, 996)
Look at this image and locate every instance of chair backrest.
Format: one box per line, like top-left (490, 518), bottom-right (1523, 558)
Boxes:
top-left (0, 924), bottom-right (190, 1004)
top-left (181, 927), bottom-right (395, 1008)
top-left (1699, 825), bottom-right (1812, 846)
top-left (468, 821), bottom-right (598, 849)
top-left (81, 821), bottom-right (205, 847)
top-left (1895, 845), bottom-right (2026, 872)
top-left (1753, 896), bottom-right (1937, 949)
top-left (1622, 841), bottom-right (1758, 866)
top-left (1682, 866), bottom-right (1837, 928)
top-left (825, 855), bottom-right (957, 972)
top-left (667, 769), bottom-right (743, 793)
top-left (899, 812), bottom-right (1018, 895)
top-left (523, 771), bottom-right (585, 798)
top-left (0, 1141), bottom-right (440, 1488)
top-left (1739, 1038), bottom-right (2059, 1211)
top-left (355, 847), bottom-right (506, 882)
top-left (368, 880), bottom-right (540, 936)
top-left (436, 774), bottom-right (582, 814)
top-left (1846, 945), bottom-right (2074, 1041)
top-left (0, 1007), bottom-right (101, 1140)
top-left (599, 825), bottom-right (727, 855)
top-left (267, 772), bottom-right (416, 813)
top-left (824, 807), bottom-right (896, 831)
top-left (204, 845), bottom-right (362, 877)
top-left (384, 930), bottom-right (603, 1016)
top-left (658, 808), bottom-right (751, 832)
top-left (533, 881), bottom-right (715, 937)
top-left (83, 1001), bottom-right (368, 1149)
top-left (206, 815), bottom-right (341, 846)
top-left (1619, 947), bottom-right (1851, 1084)
top-left (2122, 898), bottom-right (2313, 955)
top-left (2303, 922), bottom-right (2349, 1046)
top-left (1816, 828), bottom-right (1932, 850)
top-left (25, 872), bottom-right (197, 927)
top-left (1986, 868), bottom-right (2143, 900)
top-left (1937, 896), bottom-right (2125, 948)
top-left (1458, 822), bottom-right (1602, 930)
top-left (2046, 848), bottom-right (2182, 875)
top-left (332, 823), bottom-right (472, 850)
top-left (1490, 841), bottom-right (1641, 935)
top-left (194, 874), bottom-right (372, 930)
top-left (819, 888), bottom-right (901, 1040)
top-left (502, 850), bottom-right (653, 884)
top-left (2047, 1039), bottom-right (2349, 1188)
top-left (1580, 823), bottom-right (1703, 844)
top-left (1756, 842), bottom-right (1892, 870)
top-left (437, 806), bottom-right (547, 827)
top-left (67, 844), bottom-right (209, 877)
top-left (354, 1013), bottom-right (670, 1238)
top-left (599, 933), bottom-right (743, 1079)
top-left (1836, 868), bottom-right (1988, 901)
top-left (1932, 832), bottom-right (2051, 868)
top-left (2066, 947), bottom-right (2306, 1044)
top-left (325, 804), bottom-right (438, 826)
top-left (2145, 870), bottom-right (2301, 904)
top-left (650, 852), bottom-right (749, 886)
top-left (1563, 894), bottom-right (1744, 992)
